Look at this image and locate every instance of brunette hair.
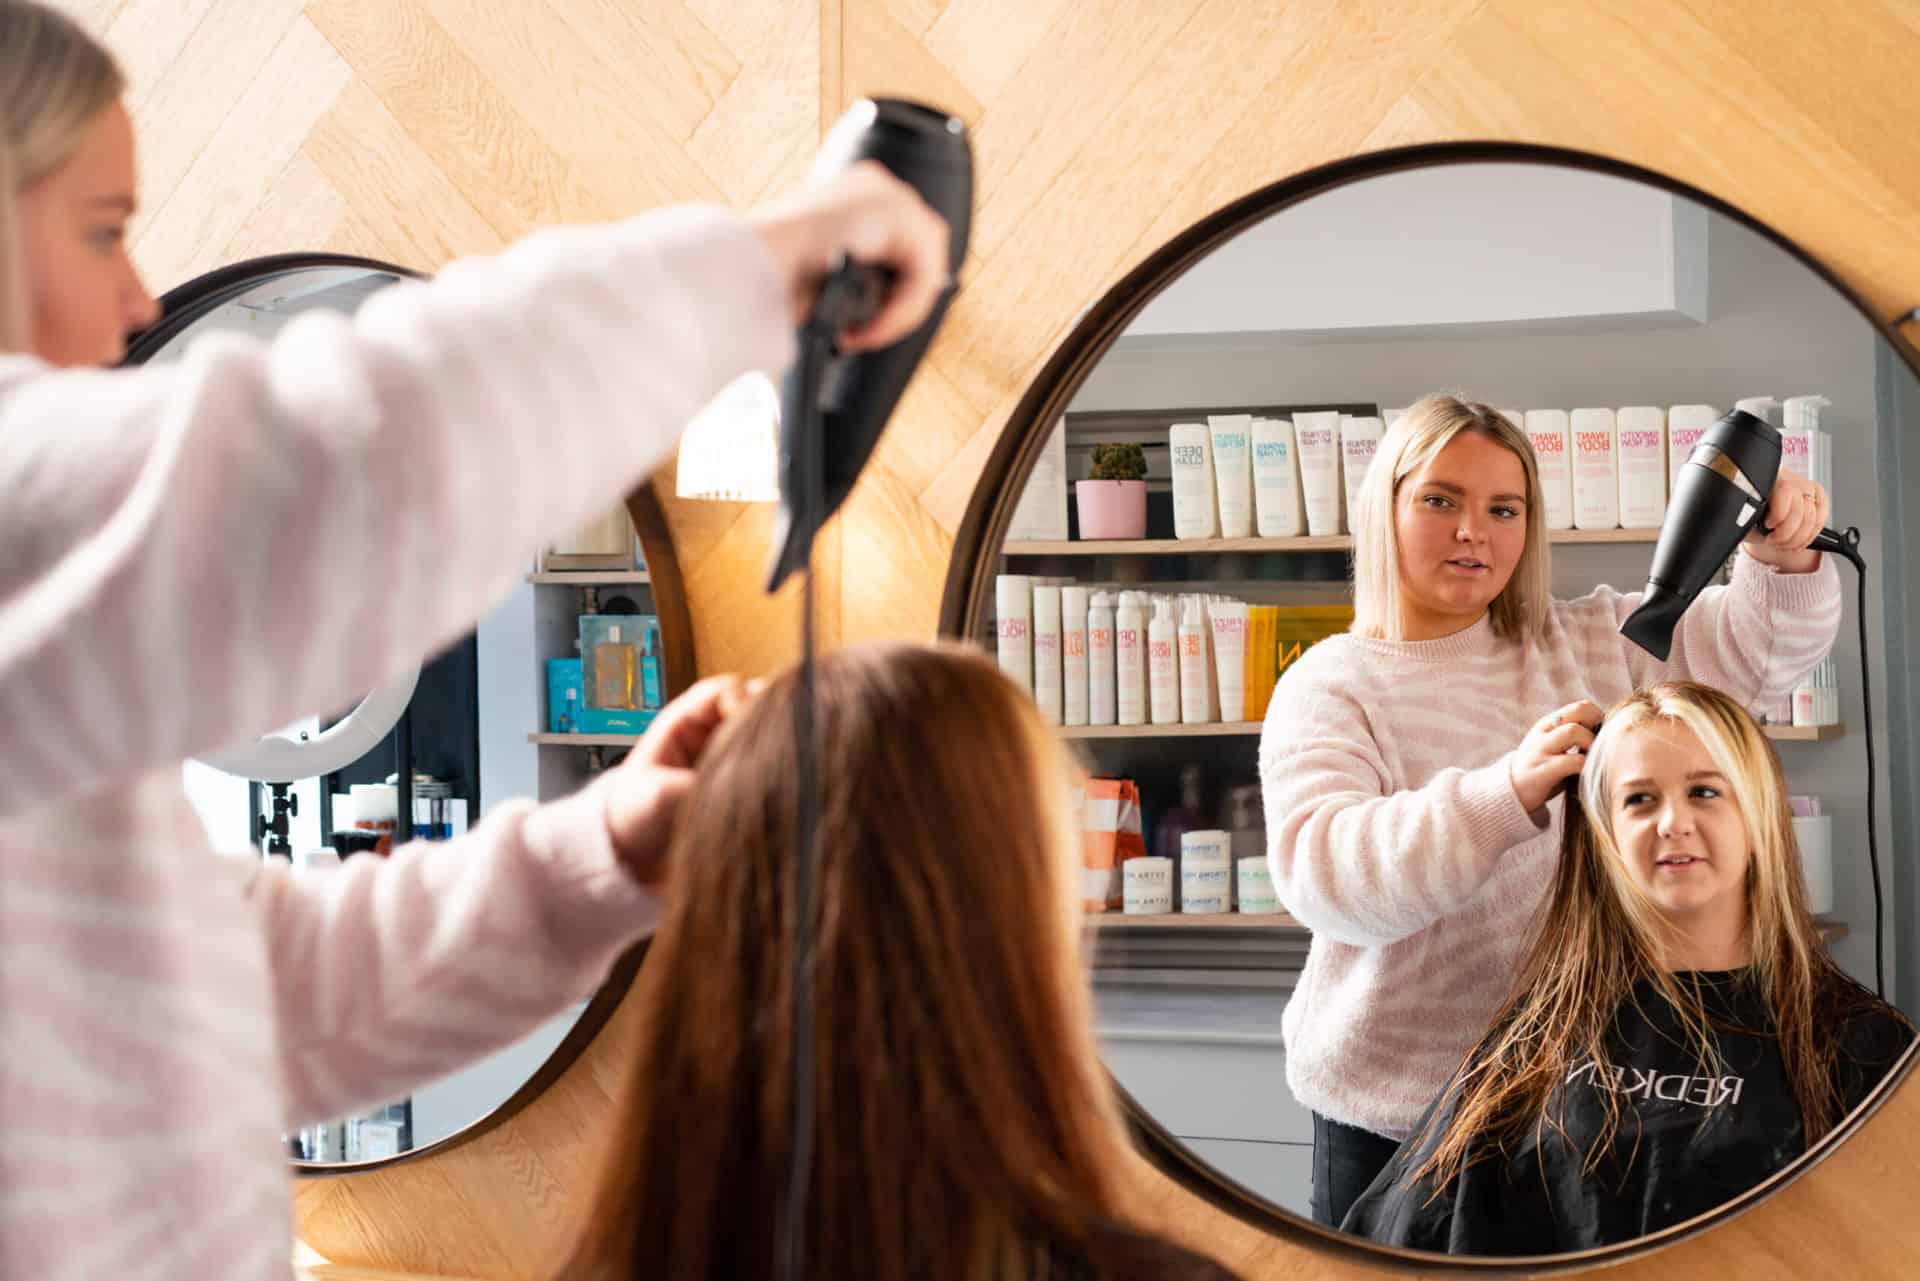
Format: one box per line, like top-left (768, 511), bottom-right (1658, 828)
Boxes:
top-left (563, 641), bottom-right (1156, 1281)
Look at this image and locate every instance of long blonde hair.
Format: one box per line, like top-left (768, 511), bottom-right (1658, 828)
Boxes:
top-left (563, 642), bottom-right (1142, 1281)
top-left (1351, 393), bottom-right (1551, 642)
top-left (1412, 681), bottom-right (1895, 1192)
top-left (0, 1), bottom-right (127, 352)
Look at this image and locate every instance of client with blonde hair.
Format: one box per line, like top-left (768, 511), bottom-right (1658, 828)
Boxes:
top-left (562, 642), bottom-right (1240, 1281)
top-left (1344, 681), bottom-right (1910, 1254)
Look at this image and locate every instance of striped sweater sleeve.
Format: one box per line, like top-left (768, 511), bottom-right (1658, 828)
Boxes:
top-left (1601, 550), bottom-right (1842, 703)
top-left (0, 207), bottom-right (793, 821)
top-left (1258, 667), bottom-right (1543, 947)
top-left (249, 772), bottom-right (649, 1127)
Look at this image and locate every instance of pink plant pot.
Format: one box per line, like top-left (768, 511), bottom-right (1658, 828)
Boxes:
top-left (1075, 479), bottom-right (1148, 540)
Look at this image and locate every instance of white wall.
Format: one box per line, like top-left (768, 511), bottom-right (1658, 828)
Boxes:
top-left (1073, 201), bottom-right (1897, 997)
top-left (1126, 163), bottom-right (1706, 342)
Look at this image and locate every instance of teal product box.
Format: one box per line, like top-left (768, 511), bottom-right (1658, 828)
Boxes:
top-left (639, 615), bottom-right (664, 708)
top-left (546, 658), bottom-right (583, 733)
top-left (577, 706), bottom-right (658, 735)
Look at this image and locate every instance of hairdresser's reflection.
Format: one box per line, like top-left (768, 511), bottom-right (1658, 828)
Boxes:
top-left (562, 643), bottom-right (1241, 1281)
top-left (1258, 396), bottom-right (1839, 1226)
top-left (1344, 683), bottom-right (1911, 1254)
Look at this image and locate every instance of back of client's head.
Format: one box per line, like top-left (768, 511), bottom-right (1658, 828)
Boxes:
top-left (563, 641), bottom-right (1131, 1281)
top-left (1412, 681), bottom-right (1868, 1191)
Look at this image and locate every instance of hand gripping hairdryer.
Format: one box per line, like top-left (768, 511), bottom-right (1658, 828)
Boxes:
top-left (1619, 407), bottom-right (1861, 660)
top-left (765, 98), bottom-right (973, 591)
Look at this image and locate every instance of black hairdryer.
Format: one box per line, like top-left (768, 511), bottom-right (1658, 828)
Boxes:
top-left (764, 98), bottom-right (973, 591)
top-left (1620, 408), bottom-right (1860, 660)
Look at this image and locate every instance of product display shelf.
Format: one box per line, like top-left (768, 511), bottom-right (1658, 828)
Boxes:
top-left (1087, 914), bottom-right (1847, 943)
top-left (1088, 912), bottom-right (1304, 931)
top-left (1061, 721), bottom-right (1841, 743)
top-left (528, 733), bottom-right (643, 747)
top-left (1062, 721), bottom-right (1262, 739)
top-left (526, 570), bottom-right (651, 585)
top-left (532, 487), bottom-right (694, 772)
top-left (1004, 528), bottom-right (1660, 556)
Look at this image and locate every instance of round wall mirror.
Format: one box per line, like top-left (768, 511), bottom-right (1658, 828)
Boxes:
top-left (123, 255), bottom-right (676, 1174)
top-left (943, 145), bottom-right (1920, 1266)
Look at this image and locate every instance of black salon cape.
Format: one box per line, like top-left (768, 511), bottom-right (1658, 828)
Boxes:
top-left (1342, 971), bottom-right (1911, 1256)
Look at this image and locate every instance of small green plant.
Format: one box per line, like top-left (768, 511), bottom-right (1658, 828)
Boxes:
top-left (1088, 442), bottom-right (1147, 482)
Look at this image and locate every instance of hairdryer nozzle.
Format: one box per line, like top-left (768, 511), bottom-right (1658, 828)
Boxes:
top-left (1620, 582), bottom-right (1686, 662)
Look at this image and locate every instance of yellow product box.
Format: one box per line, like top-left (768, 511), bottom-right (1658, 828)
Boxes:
top-left (1274, 604), bottom-right (1355, 680)
top-left (1243, 606), bottom-right (1280, 721)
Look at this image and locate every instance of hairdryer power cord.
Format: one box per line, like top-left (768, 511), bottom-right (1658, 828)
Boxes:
top-left (1833, 534), bottom-right (1885, 998)
top-left (780, 323), bottom-right (828, 1281)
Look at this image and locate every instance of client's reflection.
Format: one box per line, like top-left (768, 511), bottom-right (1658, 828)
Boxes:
top-left (1345, 682), bottom-right (1911, 1254)
top-left (563, 643), bottom-right (1240, 1281)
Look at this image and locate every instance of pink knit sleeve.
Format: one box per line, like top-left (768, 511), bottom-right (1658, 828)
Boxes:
top-left (1257, 665), bottom-right (1544, 947)
top-left (250, 772), bottom-right (650, 1127)
top-left (0, 207), bottom-right (793, 820)
top-left (1595, 551), bottom-right (1842, 703)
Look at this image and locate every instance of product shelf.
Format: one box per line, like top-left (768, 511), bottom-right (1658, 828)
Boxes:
top-left (1004, 528), bottom-right (1660, 556)
top-left (528, 733), bottom-right (642, 747)
top-left (1086, 912), bottom-right (1305, 930)
top-left (527, 570), bottom-right (651, 584)
top-left (1060, 722), bottom-right (1838, 743)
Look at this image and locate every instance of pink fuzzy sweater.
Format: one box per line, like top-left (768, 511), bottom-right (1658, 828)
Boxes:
top-left (1258, 555), bottom-right (1840, 1139)
top-left (0, 209), bottom-right (792, 1279)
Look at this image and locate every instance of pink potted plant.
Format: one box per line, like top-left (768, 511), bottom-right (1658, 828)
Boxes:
top-left (1075, 442), bottom-right (1148, 540)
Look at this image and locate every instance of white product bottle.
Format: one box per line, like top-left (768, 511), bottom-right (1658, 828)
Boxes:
top-left (1735, 395), bottom-right (1780, 427)
top-left (1031, 584), bottom-right (1063, 726)
top-left (1148, 597), bottom-right (1180, 724)
top-left (1251, 417), bottom-right (1305, 537)
top-left (993, 574), bottom-right (1032, 693)
top-left (1524, 410), bottom-right (1573, 531)
top-left (1207, 414), bottom-right (1255, 538)
top-left (1667, 404), bottom-right (1720, 495)
top-left (1385, 407), bottom-right (1411, 428)
top-left (1115, 591), bottom-right (1147, 726)
top-left (1006, 416), bottom-right (1069, 541)
top-left (1178, 595), bottom-right (1213, 723)
top-left (1292, 411), bottom-right (1344, 536)
top-left (1570, 408), bottom-right (1619, 530)
top-left (1061, 586), bottom-right (1090, 727)
top-left (1784, 395), bottom-right (1834, 492)
top-left (1087, 592), bottom-right (1116, 726)
top-left (1616, 405), bottom-right (1667, 528)
top-left (1168, 421), bottom-right (1219, 540)
top-left (1499, 408), bottom-right (1526, 435)
top-left (1339, 415), bottom-right (1384, 530)
top-left (1207, 597), bottom-right (1249, 723)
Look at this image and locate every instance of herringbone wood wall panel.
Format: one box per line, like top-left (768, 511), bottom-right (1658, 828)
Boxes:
top-left (54, 1), bottom-right (1920, 1277)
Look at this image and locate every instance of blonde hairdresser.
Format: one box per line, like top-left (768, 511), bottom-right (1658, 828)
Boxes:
top-left (1258, 393), bottom-right (1841, 1226)
top-left (0, 5), bottom-right (948, 1280)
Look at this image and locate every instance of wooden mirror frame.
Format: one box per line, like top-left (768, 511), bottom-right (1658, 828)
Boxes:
top-left (938, 140), bottom-right (1920, 1273)
top-left (122, 254), bottom-right (695, 1177)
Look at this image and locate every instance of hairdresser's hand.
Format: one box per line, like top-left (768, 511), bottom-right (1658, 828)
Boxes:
top-left (749, 159), bottom-right (951, 351)
top-left (603, 675), bottom-right (762, 889)
top-left (1742, 469), bottom-right (1827, 573)
top-left (1509, 700), bottom-right (1603, 816)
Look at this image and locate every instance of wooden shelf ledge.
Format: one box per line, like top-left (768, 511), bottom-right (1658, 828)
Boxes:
top-left (1059, 722), bottom-right (1840, 743)
top-left (1005, 528), bottom-right (1660, 556)
top-left (526, 570), bottom-right (651, 584)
